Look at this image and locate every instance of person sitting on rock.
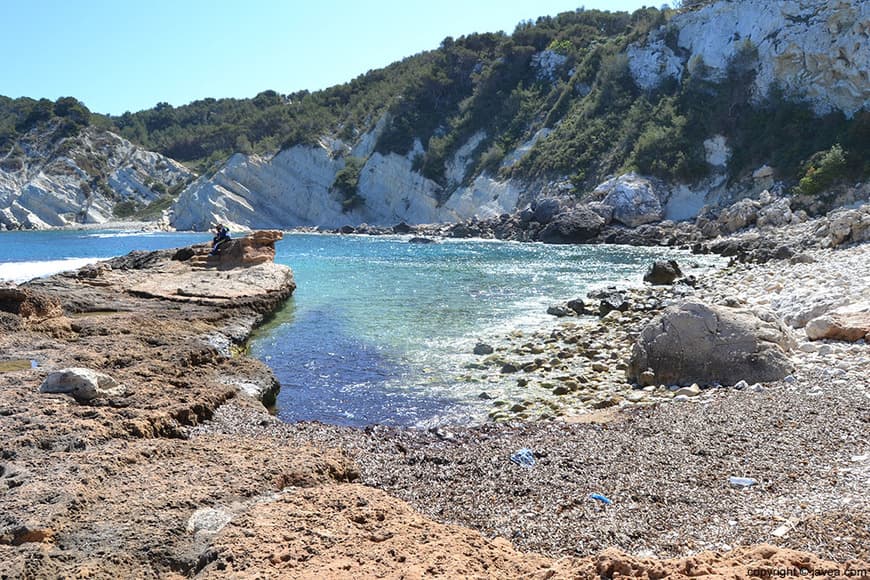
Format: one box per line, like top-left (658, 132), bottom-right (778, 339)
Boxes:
top-left (210, 224), bottom-right (230, 255)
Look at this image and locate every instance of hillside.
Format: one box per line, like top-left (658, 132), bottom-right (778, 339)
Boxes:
top-left (0, 98), bottom-right (193, 229)
top-left (1, 0), bottom-right (868, 230)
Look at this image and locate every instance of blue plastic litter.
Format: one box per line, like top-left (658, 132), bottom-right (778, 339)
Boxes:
top-left (510, 448), bottom-right (535, 468)
top-left (589, 493), bottom-right (613, 505)
top-left (728, 476), bottom-right (758, 488)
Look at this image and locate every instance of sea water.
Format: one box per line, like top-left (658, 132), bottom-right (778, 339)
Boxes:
top-left (0, 230), bottom-right (210, 283)
top-left (0, 230), bottom-right (723, 428)
top-left (254, 233), bottom-right (723, 427)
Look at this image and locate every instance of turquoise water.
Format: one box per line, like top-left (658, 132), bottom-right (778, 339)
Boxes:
top-left (0, 230), bottom-right (722, 428)
top-left (254, 233), bottom-right (722, 427)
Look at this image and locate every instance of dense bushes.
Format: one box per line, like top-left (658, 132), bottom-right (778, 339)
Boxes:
top-left (332, 156), bottom-right (366, 211)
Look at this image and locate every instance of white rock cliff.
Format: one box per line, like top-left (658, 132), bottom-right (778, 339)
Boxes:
top-left (0, 126), bottom-right (192, 230)
top-left (629, 0), bottom-right (870, 117)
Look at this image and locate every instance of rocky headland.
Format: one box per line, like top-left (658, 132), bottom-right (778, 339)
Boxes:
top-left (1, 221), bottom-right (869, 578)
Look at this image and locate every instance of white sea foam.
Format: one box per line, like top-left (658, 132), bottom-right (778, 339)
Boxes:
top-left (0, 258), bottom-right (103, 283)
top-left (87, 231), bottom-right (160, 239)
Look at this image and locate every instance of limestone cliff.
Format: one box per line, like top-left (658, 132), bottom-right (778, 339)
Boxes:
top-left (170, 0), bottom-right (868, 231)
top-left (628, 0), bottom-right (869, 117)
top-left (171, 133), bottom-right (530, 230)
top-left (0, 124), bottom-right (194, 230)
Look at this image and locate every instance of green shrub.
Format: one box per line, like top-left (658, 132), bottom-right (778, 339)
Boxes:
top-left (795, 144), bottom-right (848, 196)
top-left (332, 156), bottom-right (366, 211)
top-left (113, 200), bottom-right (140, 218)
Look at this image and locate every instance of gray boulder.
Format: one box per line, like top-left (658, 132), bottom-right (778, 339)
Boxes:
top-left (531, 198), bottom-right (564, 224)
top-left (643, 260), bottom-right (683, 285)
top-left (717, 199), bottom-right (760, 233)
top-left (538, 207), bottom-right (604, 243)
top-left (40, 367), bottom-right (126, 402)
top-left (628, 301), bottom-right (794, 386)
top-left (593, 173), bottom-right (663, 227)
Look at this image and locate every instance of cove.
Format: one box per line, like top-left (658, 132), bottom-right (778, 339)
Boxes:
top-left (251, 233), bottom-right (724, 428)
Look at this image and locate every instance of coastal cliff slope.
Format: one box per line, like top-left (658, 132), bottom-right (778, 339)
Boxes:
top-left (3, 0), bottom-right (866, 232)
top-left (0, 124), bottom-right (193, 230)
top-left (169, 0), bottom-right (869, 231)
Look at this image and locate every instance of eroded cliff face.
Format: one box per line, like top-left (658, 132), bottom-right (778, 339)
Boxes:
top-left (628, 0), bottom-right (869, 117)
top-left (0, 126), bottom-right (193, 230)
top-left (168, 0), bottom-right (868, 232)
top-left (170, 133), bottom-right (529, 231)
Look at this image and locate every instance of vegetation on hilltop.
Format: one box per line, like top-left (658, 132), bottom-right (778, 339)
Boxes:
top-left (2, 5), bottom-right (867, 199)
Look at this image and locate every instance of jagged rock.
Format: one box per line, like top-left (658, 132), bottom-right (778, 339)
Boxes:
top-left (408, 237), bottom-right (435, 244)
top-left (643, 260), bottom-right (683, 285)
top-left (538, 207), bottom-right (604, 244)
top-left (805, 303), bottom-right (870, 342)
top-left (818, 204), bottom-right (870, 248)
top-left (40, 367), bottom-right (126, 402)
top-left (628, 301), bottom-right (795, 386)
top-left (594, 291), bottom-right (629, 317)
top-left (531, 198), bottom-right (563, 225)
top-left (756, 198), bottom-right (793, 228)
top-left (392, 222), bottom-right (412, 234)
top-left (585, 202), bottom-right (614, 225)
top-left (717, 199), bottom-right (760, 233)
top-left (593, 173), bottom-right (663, 227)
top-left (566, 298), bottom-right (587, 315)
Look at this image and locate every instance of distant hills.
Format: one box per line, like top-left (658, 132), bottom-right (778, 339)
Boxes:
top-left (1, 1), bottom-right (868, 230)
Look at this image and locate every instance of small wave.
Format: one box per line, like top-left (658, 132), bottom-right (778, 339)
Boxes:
top-left (87, 231), bottom-right (161, 239)
top-left (0, 258), bottom-right (103, 283)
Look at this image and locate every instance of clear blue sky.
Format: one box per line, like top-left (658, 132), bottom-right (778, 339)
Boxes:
top-left (2, 0), bottom-right (655, 116)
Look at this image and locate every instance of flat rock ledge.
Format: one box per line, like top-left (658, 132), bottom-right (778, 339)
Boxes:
top-left (1, 233), bottom-right (866, 578)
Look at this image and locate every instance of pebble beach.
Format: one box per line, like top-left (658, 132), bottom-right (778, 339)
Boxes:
top-left (195, 220), bottom-right (870, 565)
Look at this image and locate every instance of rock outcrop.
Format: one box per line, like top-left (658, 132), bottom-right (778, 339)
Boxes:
top-left (0, 126), bottom-right (193, 230)
top-left (591, 173), bottom-right (664, 228)
top-left (805, 302), bottom-right (870, 342)
top-left (628, 0), bottom-right (870, 117)
top-left (628, 300), bottom-right (795, 386)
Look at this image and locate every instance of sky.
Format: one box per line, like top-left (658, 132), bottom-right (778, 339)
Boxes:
top-left (2, 0), bottom-right (654, 116)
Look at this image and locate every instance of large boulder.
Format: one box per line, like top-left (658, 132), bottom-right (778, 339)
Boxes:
top-left (538, 207), bottom-right (604, 244)
top-left (213, 230), bottom-right (283, 268)
top-left (593, 173), bottom-right (663, 227)
top-left (716, 199), bottom-right (760, 233)
top-left (628, 301), bottom-right (795, 386)
top-left (40, 367), bottom-right (126, 402)
top-left (643, 260), bottom-right (683, 285)
top-left (531, 198), bottom-right (564, 224)
top-left (805, 303), bottom-right (870, 342)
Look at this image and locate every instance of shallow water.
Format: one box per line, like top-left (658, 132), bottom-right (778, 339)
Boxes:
top-left (252, 234), bottom-right (723, 428)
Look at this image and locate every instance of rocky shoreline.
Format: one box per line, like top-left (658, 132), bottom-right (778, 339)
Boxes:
top-left (1, 225), bottom-right (868, 577)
